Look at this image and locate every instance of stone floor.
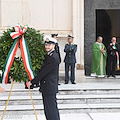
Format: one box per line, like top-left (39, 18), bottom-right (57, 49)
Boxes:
top-left (1, 113), bottom-right (120, 120)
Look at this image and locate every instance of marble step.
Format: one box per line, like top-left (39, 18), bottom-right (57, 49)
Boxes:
top-left (1, 88), bottom-right (120, 96)
top-left (1, 82), bottom-right (120, 96)
top-left (0, 82), bottom-right (120, 96)
top-left (1, 103), bottom-right (120, 115)
top-left (1, 94), bottom-right (120, 106)
top-left (1, 113), bottom-right (120, 120)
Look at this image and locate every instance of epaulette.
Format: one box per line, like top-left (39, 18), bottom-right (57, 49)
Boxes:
top-left (67, 43), bottom-right (75, 45)
top-left (73, 43), bottom-right (77, 46)
top-left (49, 53), bottom-right (53, 56)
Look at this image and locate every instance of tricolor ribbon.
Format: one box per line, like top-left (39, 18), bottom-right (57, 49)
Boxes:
top-left (110, 43), bottom-right (119, 70)
top-left (2, 24), bottom-right (35, 84)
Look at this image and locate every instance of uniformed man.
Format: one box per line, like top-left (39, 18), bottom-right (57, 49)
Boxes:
top-left (27, 36), bottom-right (60, 120)
top-left (51, 34), bottom-right (61, 63)
top-left (64, 35), bottom-right (77, 84)
top-left (107, 37), bottom-right (119, 78)
top-left (51, 34), bottom-right (61, 85)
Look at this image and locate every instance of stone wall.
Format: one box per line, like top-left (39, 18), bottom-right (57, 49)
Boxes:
top-left (84, 0), bottom-right (120, 76)
top-left (0, 0), bottom-right (85, 80)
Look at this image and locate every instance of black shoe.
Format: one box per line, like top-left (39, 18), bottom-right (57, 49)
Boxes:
top-left (58, 83), bottom-right (61, 85)
top-left (72, 82), bottom-right (76, 84)
top-left (112, 75), bottom-right (116, 78)
top-left (65, 82), bottom-right (68, 84)
top-left (107, 75), bottom-right (110, 78)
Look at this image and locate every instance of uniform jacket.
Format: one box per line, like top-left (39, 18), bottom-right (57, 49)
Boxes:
top-left (55, 43), bottom-right (61, 63)
top-left (31, 50), bottom-right (59, 94)
top-left (107, 43), bottom-right (119, 58)
top-left (64, 43), bottom-right (77, 63)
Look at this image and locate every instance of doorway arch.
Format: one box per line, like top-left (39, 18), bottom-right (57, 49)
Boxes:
top-left (96, 9), bottom-right (120, 75)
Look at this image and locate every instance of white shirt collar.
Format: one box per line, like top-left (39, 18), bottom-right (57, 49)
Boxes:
top-left (68, 42), bottom-right (74, 45)
top-left (96, 42), bottom-right (102, 45)
top-left (47, 49), bottom-right (55, 55)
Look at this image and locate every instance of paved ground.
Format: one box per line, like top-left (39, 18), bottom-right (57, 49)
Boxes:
top-left (1, 113), bottom-right (120, 120)
top-left (1, 78), bottom-right (120, 120)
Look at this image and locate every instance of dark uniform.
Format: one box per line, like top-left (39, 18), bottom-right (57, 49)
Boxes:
top-left (107, 43), bottom-right (119, 77)
top-left (64, 42), bottom-right (77, 84)
top-left (51, 34), bottom-right (61, 85)
top-left (55, 43), bottom-right (61, 63)
top-left (31, 37), bottom-right (60, 120)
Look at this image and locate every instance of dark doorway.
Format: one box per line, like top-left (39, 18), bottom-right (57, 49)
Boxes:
top-left (96, 10), bottom-right (111, 47)
top-left (96, 9), bottom-right (120, 74)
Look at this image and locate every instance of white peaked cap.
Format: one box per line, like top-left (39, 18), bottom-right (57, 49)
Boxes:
top-left (44, 36), bottom-right (57, 44)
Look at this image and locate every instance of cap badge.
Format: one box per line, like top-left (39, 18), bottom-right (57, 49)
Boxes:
top-left (46, 38), bottom-right (49, 42)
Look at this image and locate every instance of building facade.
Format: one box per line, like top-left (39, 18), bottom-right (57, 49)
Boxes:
top-left (0, 0), bottom-right (84, 82)
top-left (1, 0), bottom-right (120, 79)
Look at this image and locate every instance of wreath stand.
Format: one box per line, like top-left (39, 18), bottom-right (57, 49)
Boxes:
top-left (1, 81), bottom-right (38, 120)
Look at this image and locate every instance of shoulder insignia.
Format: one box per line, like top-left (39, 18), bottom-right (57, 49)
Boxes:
top-left (50, 53), bottom-right (53, 56)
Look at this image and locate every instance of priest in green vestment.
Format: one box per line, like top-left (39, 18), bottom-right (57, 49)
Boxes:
top-left (91, 36), bottom-right (107, 77)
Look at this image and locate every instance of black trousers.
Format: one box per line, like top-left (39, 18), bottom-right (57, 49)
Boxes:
top-left (57, 64), bottom-right (60, 82)
top-left (65, 63), bottom-right (75, 83)
top-left (107, 56), bottom-right (117, 76)
top-left (42, 93), bottom-right (60, 120)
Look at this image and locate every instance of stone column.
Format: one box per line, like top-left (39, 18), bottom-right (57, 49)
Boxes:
top-left (73, 0), bottom-right (85, 82)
